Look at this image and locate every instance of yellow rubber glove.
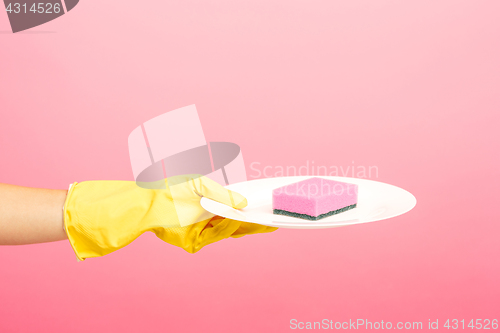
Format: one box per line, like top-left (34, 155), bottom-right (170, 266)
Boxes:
top-left (63, 175), bottom-right (277, 260)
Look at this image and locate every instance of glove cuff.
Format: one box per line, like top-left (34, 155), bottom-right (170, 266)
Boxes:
top-left (63, 182), bottom-right (85, 261)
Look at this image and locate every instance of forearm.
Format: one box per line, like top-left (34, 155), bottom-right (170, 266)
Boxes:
top-left (0, 183), bottom-right (68, 245)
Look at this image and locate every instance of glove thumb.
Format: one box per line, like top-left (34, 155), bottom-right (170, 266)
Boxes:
top-left (193, 176), bottom-right (248, 210)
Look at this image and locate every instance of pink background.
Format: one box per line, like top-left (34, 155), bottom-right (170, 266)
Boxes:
top-left (1, 1), bottom-right (499, 332)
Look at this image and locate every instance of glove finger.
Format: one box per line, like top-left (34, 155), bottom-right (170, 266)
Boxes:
top-left (200, 216), bottom-right (243, 241)
top-left (230, 222), bottom-right (278, 238)
top-left (181, 217), bottom-right (241, 253)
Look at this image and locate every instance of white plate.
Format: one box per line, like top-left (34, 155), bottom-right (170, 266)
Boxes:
top-left (201, 176), bottom-right (416, 229)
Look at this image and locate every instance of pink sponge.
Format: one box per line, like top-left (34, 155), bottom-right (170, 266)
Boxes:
top-left (272, 177), bottom-right (358, 220)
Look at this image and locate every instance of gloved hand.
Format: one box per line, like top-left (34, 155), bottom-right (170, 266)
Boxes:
top-left (63, 175), bottom-right (277, 260)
